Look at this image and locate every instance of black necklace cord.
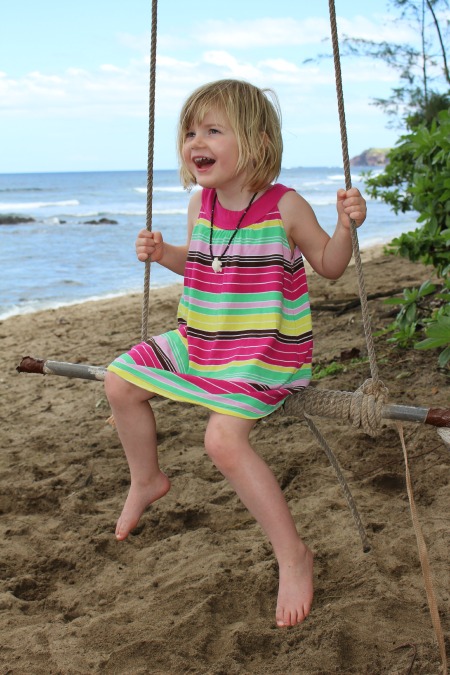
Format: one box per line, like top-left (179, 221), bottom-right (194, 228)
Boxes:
top-left (209, 191), bottom-right (258, 264)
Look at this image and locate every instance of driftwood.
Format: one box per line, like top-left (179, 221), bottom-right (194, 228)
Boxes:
top-left (310, 286), bottom-right (417, 316)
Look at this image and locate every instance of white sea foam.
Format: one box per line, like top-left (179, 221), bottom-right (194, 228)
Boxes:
top-left (67, 208), bottom-right (187, 218)
top-left (135, 186), bottom-right (187, 194)
top-left (327, 174), bottom-right (364, 182)
top-left (153, 209), bottom-right (187, 216)
top-left (70, 210), bottom-right (147, 218)
top-left (135, 185), bottom-right (201, 194)
top-left (0, 200), bottom-right (79, 211)
top-left (304, 196), bottom-right (337, 206)
top-left (302, 180), bottom-right (337, 187)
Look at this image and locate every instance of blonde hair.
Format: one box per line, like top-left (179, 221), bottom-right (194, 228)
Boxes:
top-left (177, 79), bottom-right (283, 192)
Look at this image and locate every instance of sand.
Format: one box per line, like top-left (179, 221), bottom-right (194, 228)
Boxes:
top-left (1, 250), bottom-right (449, 674)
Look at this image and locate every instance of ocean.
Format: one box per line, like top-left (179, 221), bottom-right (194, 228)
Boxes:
top-left (0, 168), bottom-right (418, 321)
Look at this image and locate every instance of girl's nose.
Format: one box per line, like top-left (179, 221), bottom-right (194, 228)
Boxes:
top-left (190, 135), bottom-right (205, 149)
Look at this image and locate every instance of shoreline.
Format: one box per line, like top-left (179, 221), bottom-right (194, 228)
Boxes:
top-left (1, 243), bottom-right (388, 323)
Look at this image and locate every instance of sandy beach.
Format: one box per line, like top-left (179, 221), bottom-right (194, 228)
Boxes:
top-left (1, 249), bottom-right (449, 674)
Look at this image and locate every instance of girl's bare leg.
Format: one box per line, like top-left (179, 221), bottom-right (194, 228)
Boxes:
top-left (205, 412), bottom-right (313, 628)
top-left (104, 372), bottom-right (170, 540)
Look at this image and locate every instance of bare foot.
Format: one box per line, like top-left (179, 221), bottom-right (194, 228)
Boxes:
top-left (276, 542), bottom-right (314, 627)
top-left (115, 471), bottom-right (171, 541)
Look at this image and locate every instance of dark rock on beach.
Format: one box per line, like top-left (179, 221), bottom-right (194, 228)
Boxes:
top-left (0, 215), bottom-right (36, 225)
top-left (84, 217), bottom-right (118, 225)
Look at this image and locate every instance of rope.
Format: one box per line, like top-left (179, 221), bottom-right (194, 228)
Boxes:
top-left (397, 423), bottom-right (448, 673)
top-left (283, 0), bottom-right (392, 550)
top-left (304, 413), bottom-right (371, 552)
top-left (141, 0), bottom-right (158, 342)
top-left (285, 380), bottom-right (389, 438)
top-left (328, 0), bottom-right (381, 387)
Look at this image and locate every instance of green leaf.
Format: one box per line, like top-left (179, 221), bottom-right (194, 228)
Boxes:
top-left (414, 336), bottom-right (447, 350)
top-left (384, 297), bottom-right (407, 306)
top-left (438, 346), bottom-right (450, 368)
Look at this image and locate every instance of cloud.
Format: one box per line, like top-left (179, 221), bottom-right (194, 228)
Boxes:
top-left (157, 55), bottom-right (197, 71)
top-left (199, 17), bottom-right (330, 48)
top-left (202, 51), bottom-right (261, 79)
top-left (192, 15), bottom-right (417, 49)
top-left (336, 14), bottom-right (416, 42)
top-left (152, 10), bottom-right (419, 58)
top-left (0, 7), bottom-right (405, 126)
top-left (0, 58), bottom-right (151, 117)
top-left (0, 46), bottom-right (396, 122)
top-left (259, 59), bottom-right (301, 74)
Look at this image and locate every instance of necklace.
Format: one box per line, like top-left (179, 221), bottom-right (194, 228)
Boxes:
top-left (209, 191), bottom-right (258, 273)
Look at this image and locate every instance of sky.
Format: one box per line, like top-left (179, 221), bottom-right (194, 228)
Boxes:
top-left (0, 0), bottom-right (430, 174)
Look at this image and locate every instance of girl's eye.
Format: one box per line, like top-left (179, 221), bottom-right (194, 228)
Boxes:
top-left (185, 131), bottom-right (195, 139)
top-left (209, 128), bottom-right (220, 135)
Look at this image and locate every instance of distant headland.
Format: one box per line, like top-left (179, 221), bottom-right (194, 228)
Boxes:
top-left (350, 147), bottom-right (390, 167)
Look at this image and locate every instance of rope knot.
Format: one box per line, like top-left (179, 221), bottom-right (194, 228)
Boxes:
top-left (350, 378), bottom-right (389, 437)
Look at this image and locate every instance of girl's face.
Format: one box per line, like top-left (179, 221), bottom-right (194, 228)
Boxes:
top-left (182, 108), bottom-right (247, 194)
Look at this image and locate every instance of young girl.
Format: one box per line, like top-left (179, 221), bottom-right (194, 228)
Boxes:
top-left (105, 79), bottom-right (367, 629)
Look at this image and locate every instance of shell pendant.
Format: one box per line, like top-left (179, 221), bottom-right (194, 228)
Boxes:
top-left (212, 257), bottom-right (223, 273)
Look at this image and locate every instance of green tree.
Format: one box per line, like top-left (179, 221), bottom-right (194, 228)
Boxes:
top-left (342, 0), bottom-right (450, 128)
top-left (334, 1), bottom-right (450, 366)
top-left (365, 108), bottom-right (450, 366)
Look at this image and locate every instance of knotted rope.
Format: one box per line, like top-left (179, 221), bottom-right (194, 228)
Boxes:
top-left (285, 380), bottom-right (389, 438)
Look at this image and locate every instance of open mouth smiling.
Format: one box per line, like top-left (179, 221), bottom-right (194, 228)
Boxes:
top-left (193, 156), bottom-right (215, 168)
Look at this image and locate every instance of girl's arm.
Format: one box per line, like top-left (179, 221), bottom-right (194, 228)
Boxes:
top-left (279, 188), bottom-right (367, 280)
top-left (135, 190), bottom-right (202, 277)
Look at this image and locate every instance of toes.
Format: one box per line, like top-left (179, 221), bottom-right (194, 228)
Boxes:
top-left (115, 526), bottom-right (126, 541)
top-left (115, 517), bottom-right (131, 541)
top-left (276, 606), bottom-right (311, 628)
top-left (276, 609), bottom-right (292, 628)
top-left (276, 607), bottom-right (286, 627)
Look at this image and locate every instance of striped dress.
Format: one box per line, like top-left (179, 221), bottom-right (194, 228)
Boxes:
top-left (107, 183), bottom-right (313, 419)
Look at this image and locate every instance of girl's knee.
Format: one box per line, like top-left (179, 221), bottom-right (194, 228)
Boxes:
top-left (105, 371), bottom-right (155, 406)
top-left (104, 371), bottom-right (133, 404)
top-left (204, 415), bottom-right (254, 472)
top-left (204, 421), bottom-right (227, 464)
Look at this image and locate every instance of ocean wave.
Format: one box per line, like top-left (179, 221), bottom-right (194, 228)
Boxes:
top-left (153, 209), bottom-right (187, 216)
top-left (0, 200), bottom-right (79, 211)
top-left (303, 197), bottom-right (337, 206)
top-left (0, 187), bottom-right (45, 193)
top-left (290, 178), bottom-right (365, 191)
top-left (64, 208), bottom-right (187, 218)
top-left (301, 180), bottom-right (337, 187)
top-left (135, 186), bottom-right (187, 194)
top-left (66, 210), bottom-right (147, 218)
top-left (327, 174), bottom-right (364, 182)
